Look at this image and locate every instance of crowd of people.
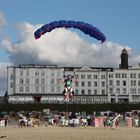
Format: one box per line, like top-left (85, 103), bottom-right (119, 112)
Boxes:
top-left (0, 110), bottom-right (140, 128)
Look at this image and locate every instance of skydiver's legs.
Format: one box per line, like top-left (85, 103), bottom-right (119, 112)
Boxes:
top-left (63, 87), bottom-right (69, 101)
top-left (63, 86), bottom-right (74, 101)
top-left (63, 87), bottom-right (68, 96)
top-left (69, 87), bottom-right (74, 99)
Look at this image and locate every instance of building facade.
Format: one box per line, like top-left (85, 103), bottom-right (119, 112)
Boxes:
top-left (6, 49), bottom-right (140, 104)
top-left (7, 64), bottom-right (140, 104)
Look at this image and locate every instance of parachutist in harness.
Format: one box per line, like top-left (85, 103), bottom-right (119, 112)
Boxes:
top-left (63, 75), bottom-right (74, 102)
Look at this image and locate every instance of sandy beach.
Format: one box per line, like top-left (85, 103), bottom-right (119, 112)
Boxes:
top-left (0, 126), bottom-right (140, 140)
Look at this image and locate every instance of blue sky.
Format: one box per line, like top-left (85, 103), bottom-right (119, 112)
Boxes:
top-left (0, 0), bottom-right (140, 48)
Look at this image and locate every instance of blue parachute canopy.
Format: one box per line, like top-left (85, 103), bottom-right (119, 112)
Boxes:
top-left (34, 20), bottom-right (106, 43)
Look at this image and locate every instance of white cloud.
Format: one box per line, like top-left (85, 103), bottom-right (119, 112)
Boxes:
top-left (0, 11), bottom-right (7, 29)
top-left (0, 62), bottom-right (12, 96)
top-left (2, 22), bottom-right (136, 67)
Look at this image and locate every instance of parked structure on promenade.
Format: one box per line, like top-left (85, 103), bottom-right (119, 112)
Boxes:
top-left (7, 49), bottom-right (140, 103)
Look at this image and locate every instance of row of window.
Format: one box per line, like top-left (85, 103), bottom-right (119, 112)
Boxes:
top-left (109, 80), bottom-right (140, 86)
top-left (75, 74), bottom-right (107, 79)
top-left (76, 88), bottom-right (140, 95)
top-left (74, 73), bottom-right (140, 79)
top-left (18, 78), bottom-right (140, 87)
top-left (19, 78), bottom-right (61, 85)
top-left (19, 87), bottom-right (105, 95)
top-left (19, 70), bottom-right (61, 77)
top-left (110, 88), bottom-right (140, 94)
top-left (75, 81), bottom-right (104, 87)
top-left (77, 80), bottom-right (140, 87)
top-left (19, 71), bottom-right (140, 78)
top-left (18, 86), bottom-right (140, 95)
top-left (19, 86), bottom-right (61, 93)
top-left (75, 89), bottom-right (105, 95)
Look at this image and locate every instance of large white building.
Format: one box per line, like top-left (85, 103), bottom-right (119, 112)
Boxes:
top-left (7, 49), bottom-right (140, 103)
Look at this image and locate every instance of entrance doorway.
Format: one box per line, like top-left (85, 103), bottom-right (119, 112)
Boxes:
top-left (33, 96), bottom-right (42, 103)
